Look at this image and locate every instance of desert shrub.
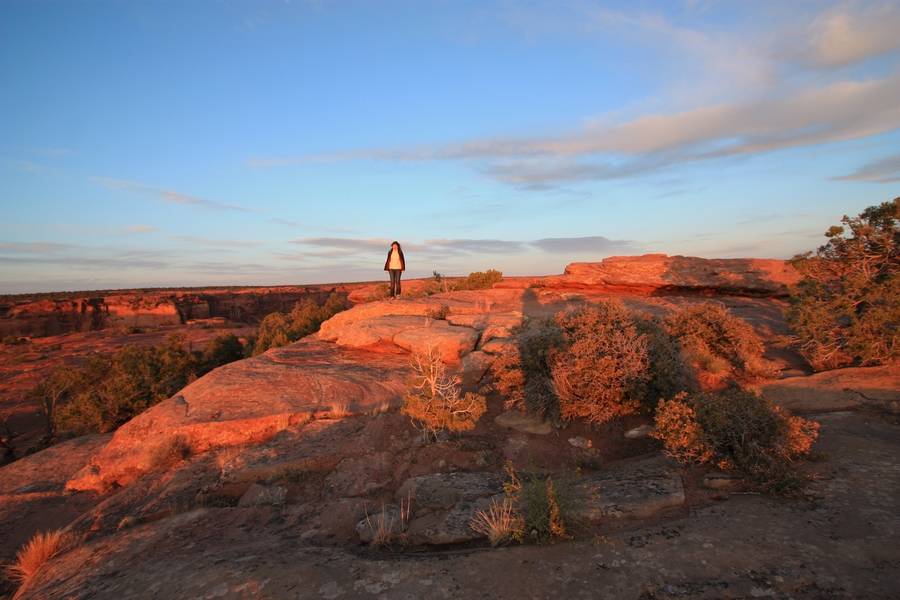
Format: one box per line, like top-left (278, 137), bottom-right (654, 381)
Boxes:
top-left (1, 335), bottom-right (29, 345)
top-left (202, 333), bottom-right (245, 370)
top-left (551, 301), bottom-right (650, 425)
top-left (788, 199), bottom-right (899, 371)
top-left (43, 334), bottom-right (245, 437)
top-left (425, 304), bottom-right (450, 320)
top-left (501, 463), bottom-right (571, 543)
top-left (253, 293), bottom-right (349, 355)
top-left (5, 529), bottom-right (66, 588)
top-left (454, 269), bottom-right (503, 291)
top-left (635, 316), bottom-right (697, 407)
top-left (653, 389), bottom-right (819, 492)
top-left (490, 318), bottom-right (563, 420)
top-left (402, 347), bottom-right (487, 440)
top-left (665, 303), bottom-right (774, 381)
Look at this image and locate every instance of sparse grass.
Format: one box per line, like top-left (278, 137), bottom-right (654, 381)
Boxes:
top-left (369, 399), bottom-right (393, 416)
top-left (326, 401), bottom-right (351, 419)
top-left (469, 497), bottom-right (523, 546)
top-left (499, 462), bottom-right (573, 544)
top-left (5, 529), bottom-right (66, 589)
top-left (362, 495), bottom-right (411, 547)
top-left (453, 269), bottom-right (503, 291)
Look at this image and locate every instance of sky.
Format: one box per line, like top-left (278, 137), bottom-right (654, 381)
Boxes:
top-left (1, 0), bottom-right (899, 293)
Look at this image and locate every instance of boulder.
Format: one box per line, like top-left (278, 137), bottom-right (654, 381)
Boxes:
top-left (761, 366), bottom-right (900, 413)
top-left (495, 410), bottom-right (553, 435)
top-left (624, 424), bottom-right (654, 439)
top-left (406, 494), bottom-right (503, 545)
top-left (460, 351), bottom-right (494, 388)
top-left (393, 322), bottom-right (480, 363)
top-left (572, 456), bottom-right (685, 522)
top-left (66, 340), bottom-right (410, 493)
top-left (479, 337), bottom-right (516, 355)
top-left (396, 471), bottom-right (503, 510)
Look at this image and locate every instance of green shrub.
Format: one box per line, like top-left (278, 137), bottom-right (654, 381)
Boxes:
top-left (551, 301), bottom-right (650, 425)
top-left (635, 316), bottom-right (696, 408)
top-left (42, 334), bottom-right (245, 436)
top-left (454, 269), bottom-right (503, 290)
top-left (653, 389), bottom-right (819, 493)
top-left (788, 199), bottom-right (899, 371)
top-left (253, 293), bottom-right (349, 355)
top-left (502, 463), bottom-right (571, 543)
top-left (665, 303), bottom-right (774, 381)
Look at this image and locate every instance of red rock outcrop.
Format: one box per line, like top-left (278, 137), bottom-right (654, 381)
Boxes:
top-left (497, 254), bottom-right (800, 297)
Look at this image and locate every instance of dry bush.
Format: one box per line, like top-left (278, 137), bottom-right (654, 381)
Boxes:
top-left (490, 318), bottom-right (563, 420)
top-left (454, 269), bottom-right (503, 290)
top-left (665, 303), bottom-right (774, 382)
top-left (425, 304), bottom-right (450, 320)
top-left (551, 301), bottom-right (649, 425)
top-left (5, 529), bottom-right (66, 588)
top-left (402, 347), bottom-right (487, 440)
top-left (362, 496), bottom-right (411, 547)
top-left (653, 389), bottom-right (820, 493)
top-left (635, 317), bottom-right (697, 408)
top-left (469, 497), bottom-right (524, 547)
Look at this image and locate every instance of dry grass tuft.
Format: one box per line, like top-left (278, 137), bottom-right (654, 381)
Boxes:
top-left (362, 494), bottom-right (411, 547)
top-left (469, 497), bottom-right (523, 546)
top-left (5, 529), bottom-right (66, 589)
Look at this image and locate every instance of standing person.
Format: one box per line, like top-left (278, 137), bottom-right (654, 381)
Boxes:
top-left (384, 241), bottom-right (405, 299)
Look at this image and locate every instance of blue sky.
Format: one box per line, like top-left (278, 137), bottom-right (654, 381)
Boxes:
top-left (1, 0), bottom-right (899, 293)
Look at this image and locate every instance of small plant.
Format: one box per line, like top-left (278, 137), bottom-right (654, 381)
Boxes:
top-left (653, 389), bottom-right (820, 493)
top-left (402, 347), bottom-right (487, 441)
top-left (499, 462), bottom-right (572, 544)
top-left (325, 401), bottom-right (351, 419)
top-left (5, 529), bottom-right (66, 588)
top-left (425, 304), bottom-right (450, 320)
top-left (665, 303), bottom-right (775, 382)
top-left (362, 495), bottom-right (411, 547)
top-left (469, 497), bottom-right (523, 547)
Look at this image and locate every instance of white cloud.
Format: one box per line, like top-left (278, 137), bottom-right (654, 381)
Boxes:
top-left (801, 5), bottom-right (900, 68)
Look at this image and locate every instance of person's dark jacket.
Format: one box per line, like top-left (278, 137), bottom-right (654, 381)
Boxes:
top-left (384, 245), bottom-right (406, 271)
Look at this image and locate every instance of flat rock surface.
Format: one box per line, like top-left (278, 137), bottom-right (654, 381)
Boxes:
top-left (762, 365), bottom-right (900, 413)
top-left (18, 411), bottom-right (900, 599)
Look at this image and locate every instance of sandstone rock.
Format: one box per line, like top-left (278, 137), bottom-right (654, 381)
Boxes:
top-left (761, 366), bottom-right (900, 413)
top-left (66, 340), bottom-right (410, 493)
top-left (460, 350), bottom-right (494, 388)
top-left (396, 471), bottom-right (503, 510)
top-left (479, 337), bottom-right (516, 355)
top-left (568, 436), bottom-right (592, 449)
top-left (541, 254), bottom-right (800, 297)
top-left (325, 452), bottom-right (393, 497)
top-left (238, 483), bottom-right (287, 507)
top-left (393, 322), bottom-right (480, 363)
top-left (406, 494), bottom-right (503, 545)
top-left (0, 433), bottom-right (111, 495)
top-left (572, 456), bottom-right (685, 522)
top-left (624, 424), bottom-right (654, 439)
top-left (495, 410), bottom-right (553, 435)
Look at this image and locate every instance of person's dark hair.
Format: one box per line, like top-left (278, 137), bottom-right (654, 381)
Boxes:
top-left (391, 241), bottom-right (402, 251)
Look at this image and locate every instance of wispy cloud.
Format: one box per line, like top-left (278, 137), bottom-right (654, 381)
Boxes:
top-left (532, 236), bottom-right (636, 254)
top-left (0, 241), bottom-right (74, 253)
top-left (170, 235), bottom-right (260, 248)
top-left (125, 224), bottom-right (159, 234)
top-left (795, 4), bottom-right (900, 68)
top-left (834, 152), bottom-right (900, 183)
top-left (90, 177), bottom-right (256, 212)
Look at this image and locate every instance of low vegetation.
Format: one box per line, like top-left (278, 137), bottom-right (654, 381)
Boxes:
top-left (491, 299), bottom-right (770, 425)
top-left (653, 389), bottom-right (819, 493)
top-left (469, 497), bottom-right (523, 547)
top-left (788, 198), bottom-right (899, 371)
top-left (5, 529), bottom-right (67, 590)
top-left (454, 269), bottom-right (503, 291)
top-left (31, 334), bottom-right (248, 438)
top-left (253, 293), bottom-right (349, 355)
top-left (664, 303), bottom-right (775, 381)
top-left (401, 347), bottom-right (487, 440)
